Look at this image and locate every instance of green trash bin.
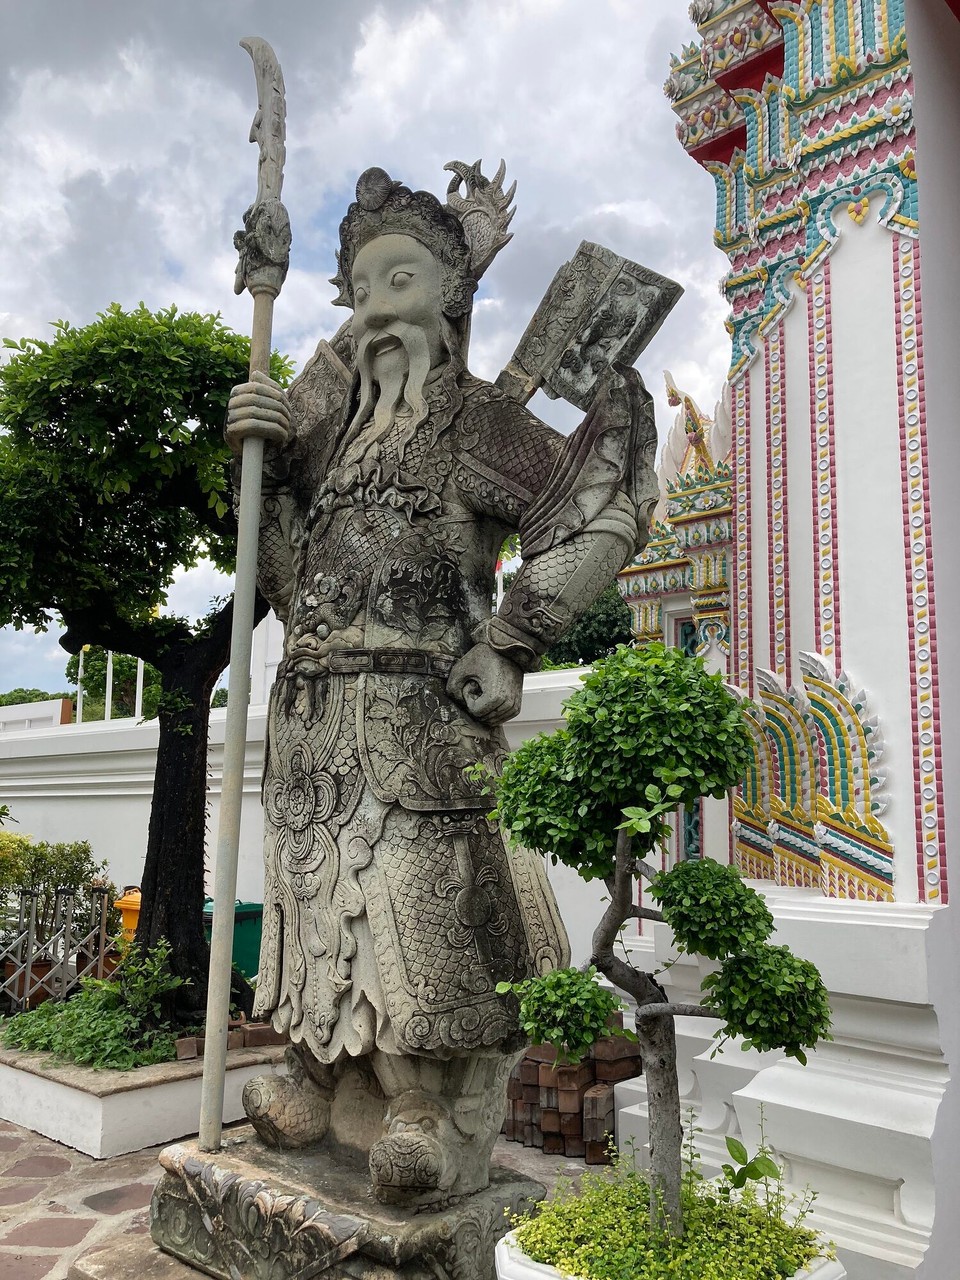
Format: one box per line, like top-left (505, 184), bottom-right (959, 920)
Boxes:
top-left (202, 898), bottom-right (263, 980)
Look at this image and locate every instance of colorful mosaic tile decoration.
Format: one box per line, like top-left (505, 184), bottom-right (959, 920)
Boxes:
top-left (618, 378), bottom-right (732, 660)
top-left (733, 652), bottom-right (894, 899)
top-left (659, 0), bottom-right (944, 903)
top-left (666, 0), bottom-right (917, 376)
top-left (893, 233), bottom-right (945, 902)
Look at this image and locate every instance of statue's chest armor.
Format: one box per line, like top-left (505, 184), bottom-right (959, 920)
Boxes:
top-left (292, 414), bottom-right (470, 648)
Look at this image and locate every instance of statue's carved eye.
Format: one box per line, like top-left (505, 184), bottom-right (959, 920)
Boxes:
top-left (391, 271), bottom-right (414, 287)
top-left (354, 286), bottom-right (369, 304)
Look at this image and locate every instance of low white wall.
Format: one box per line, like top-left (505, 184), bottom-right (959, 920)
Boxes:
top-left (0, 1048), bottom-right (283, 1158)
top-left (0, 698), bottom-right (71, 733)
top-left (0, 668), bottom-right (593, 911)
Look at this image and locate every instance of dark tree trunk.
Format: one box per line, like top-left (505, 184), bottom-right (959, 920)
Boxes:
top-left (131, 596), bottom-right (267, 1025)
top-left (635, 1012), bottom-right (683, 1233)
top-left (59, 592), bottom-right (269, 1028)
top-left (589, 830), bottom-right (694, 1237)
top-left (135, 641), bottom-right (222, 1022)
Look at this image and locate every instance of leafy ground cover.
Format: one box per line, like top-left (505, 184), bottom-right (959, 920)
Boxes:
top-left (1, 939), bottom-right (184, 1070)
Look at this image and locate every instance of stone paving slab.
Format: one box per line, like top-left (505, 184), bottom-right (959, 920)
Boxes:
top-left (0, 1107), bottom-right (587, 1280)
top-left (0, 1115), bottom-right (168, 1280)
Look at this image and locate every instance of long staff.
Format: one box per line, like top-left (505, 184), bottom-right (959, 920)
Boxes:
top-left (198, 37), bottom-right (291, 1152)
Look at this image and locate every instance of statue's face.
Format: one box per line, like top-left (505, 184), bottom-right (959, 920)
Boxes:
top-left (350, 234), bottom-right (445, 383)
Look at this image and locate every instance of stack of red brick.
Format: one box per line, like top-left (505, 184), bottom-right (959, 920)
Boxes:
top-left (175, 1020), bottom-right (287, 1060)
top-left (502, 1033), bottom-right (642, 1164)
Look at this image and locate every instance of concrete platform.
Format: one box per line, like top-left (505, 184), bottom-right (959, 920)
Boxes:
top-left (151, 1132), bottom-right (544, 1280)
top-left (0, 1046), bottom-right (284, 1158)
top-left (67, 1136), bottom-right (587, 1280)
top-left (69, 1234), bottom-right (195, 1279)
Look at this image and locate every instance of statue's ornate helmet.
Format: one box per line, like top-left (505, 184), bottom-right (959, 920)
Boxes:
top-left (331, 160), bottom-right (516, 318)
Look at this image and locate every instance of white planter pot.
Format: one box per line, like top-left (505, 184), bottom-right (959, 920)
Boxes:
top-left (494, 1231), bottom-right (846, 1280)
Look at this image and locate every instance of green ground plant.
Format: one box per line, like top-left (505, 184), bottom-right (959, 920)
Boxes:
top-left (509, 1133), bottom-right (826, 1280)
top-left (1, 939), bottom-right (184, 1070)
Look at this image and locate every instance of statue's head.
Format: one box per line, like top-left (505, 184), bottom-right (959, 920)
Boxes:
top-left (332, 162), bottom-right (516, 441)
top-left (333, 167), bottom-right (476, 323)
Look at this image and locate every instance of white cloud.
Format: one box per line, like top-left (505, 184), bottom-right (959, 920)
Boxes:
top-left (0, 0), bottom-right (732, 691)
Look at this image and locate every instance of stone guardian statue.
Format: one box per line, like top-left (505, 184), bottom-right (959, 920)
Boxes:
top-left (224, 162), bottom-right (661, 1210)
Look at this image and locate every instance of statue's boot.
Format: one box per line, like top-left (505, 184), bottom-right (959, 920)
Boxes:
top-left (243, 1043), bottom-right (334, 1150)
top-left (368, 1052), bottom-right (517, 1209)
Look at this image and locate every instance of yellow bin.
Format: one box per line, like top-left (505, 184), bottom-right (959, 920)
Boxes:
top-left (114, 886), bottom-right (142, 942)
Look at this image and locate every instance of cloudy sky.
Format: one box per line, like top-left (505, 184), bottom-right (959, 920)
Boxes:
top-left (0, 0), bottom-right (731, 695)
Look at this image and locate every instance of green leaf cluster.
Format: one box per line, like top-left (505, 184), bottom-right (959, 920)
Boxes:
top-left (648, 861), bottom-right (831, 1058)
top-left (0, 939), bottom-right (184, 1070)
top-left (0, 834), bottom-right (117, 943)
top-left (702, 945), bottom-right (833, 1063)
top-left (719, 1134), bottom-right (781, 1194)
top-left (495, 966), bottom-right (630, 1064)
top-left (490, 643), bottom-right (753, 878)
top-left (511, 1145), bottom-right (827, 1280)
top-left (650, 859), bottom-right (775, 960)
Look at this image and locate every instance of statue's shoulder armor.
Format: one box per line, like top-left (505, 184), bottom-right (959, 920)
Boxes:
top-left (453, 375), bottom-right (563, 498)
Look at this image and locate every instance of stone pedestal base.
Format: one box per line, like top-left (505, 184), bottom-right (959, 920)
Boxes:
top-left (150, 1129), bottom-right (544, 1280)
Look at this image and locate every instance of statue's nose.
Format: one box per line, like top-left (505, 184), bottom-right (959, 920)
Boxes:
top-left (363, 294), bottom-right (395, 329)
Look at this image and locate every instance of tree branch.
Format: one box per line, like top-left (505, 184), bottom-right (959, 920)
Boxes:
top-left (59, 603), bottom-right (191, 665)
top-left (631, 855), bottom-right (661, 884)
top-left (635, 1002), bottom-right (720, 1021)
top-left (591, 829), bottom-right (666, 1007)
top-left (627, 906), bottom-right (664, 924)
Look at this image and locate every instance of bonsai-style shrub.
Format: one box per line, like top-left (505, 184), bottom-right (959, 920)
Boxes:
top-left (488, 643), bottom-right (833, 1239)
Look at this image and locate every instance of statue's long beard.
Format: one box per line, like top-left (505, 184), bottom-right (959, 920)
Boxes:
top-left (345, 318), bottom-right (458, 466)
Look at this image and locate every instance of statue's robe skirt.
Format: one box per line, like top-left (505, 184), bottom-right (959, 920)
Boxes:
top-left (252, 372), bottom-right (571, 1063)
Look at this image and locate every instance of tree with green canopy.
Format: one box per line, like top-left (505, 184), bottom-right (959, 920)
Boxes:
top-left (0, 303), bottom-right (292, 1016)
top-left (0, 688), bottom-right (72, 707)
top-left (64, 646), bottom-right (162, 721)
top-left (544, 582), bottom-right (634, 666)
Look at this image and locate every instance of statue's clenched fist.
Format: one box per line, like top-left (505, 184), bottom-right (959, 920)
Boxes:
top-left (447, 642), bottom-right (524, 726)
top-left (225, 369), bottom-right (293, 454)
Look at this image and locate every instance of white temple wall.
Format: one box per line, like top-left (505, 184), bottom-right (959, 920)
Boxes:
top-left (781, 283), bottom-right (816, 685)
top-left (829, 218), bottom-right (918, 898)
top-left (745, 354), bottom-right (769, 689)
top-left (0, 709), bottom-right (267, 902)
top-left (903, 4), bottom-right (960, 1276)
top-left (0, 668), bottom-right (604, 937)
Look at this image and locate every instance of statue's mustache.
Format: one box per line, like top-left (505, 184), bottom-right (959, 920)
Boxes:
top-left (355, 322), bottom-right (422, 372)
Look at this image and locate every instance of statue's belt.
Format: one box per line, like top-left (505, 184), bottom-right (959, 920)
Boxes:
top-left (325, 648), bottom-right (456, 678)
